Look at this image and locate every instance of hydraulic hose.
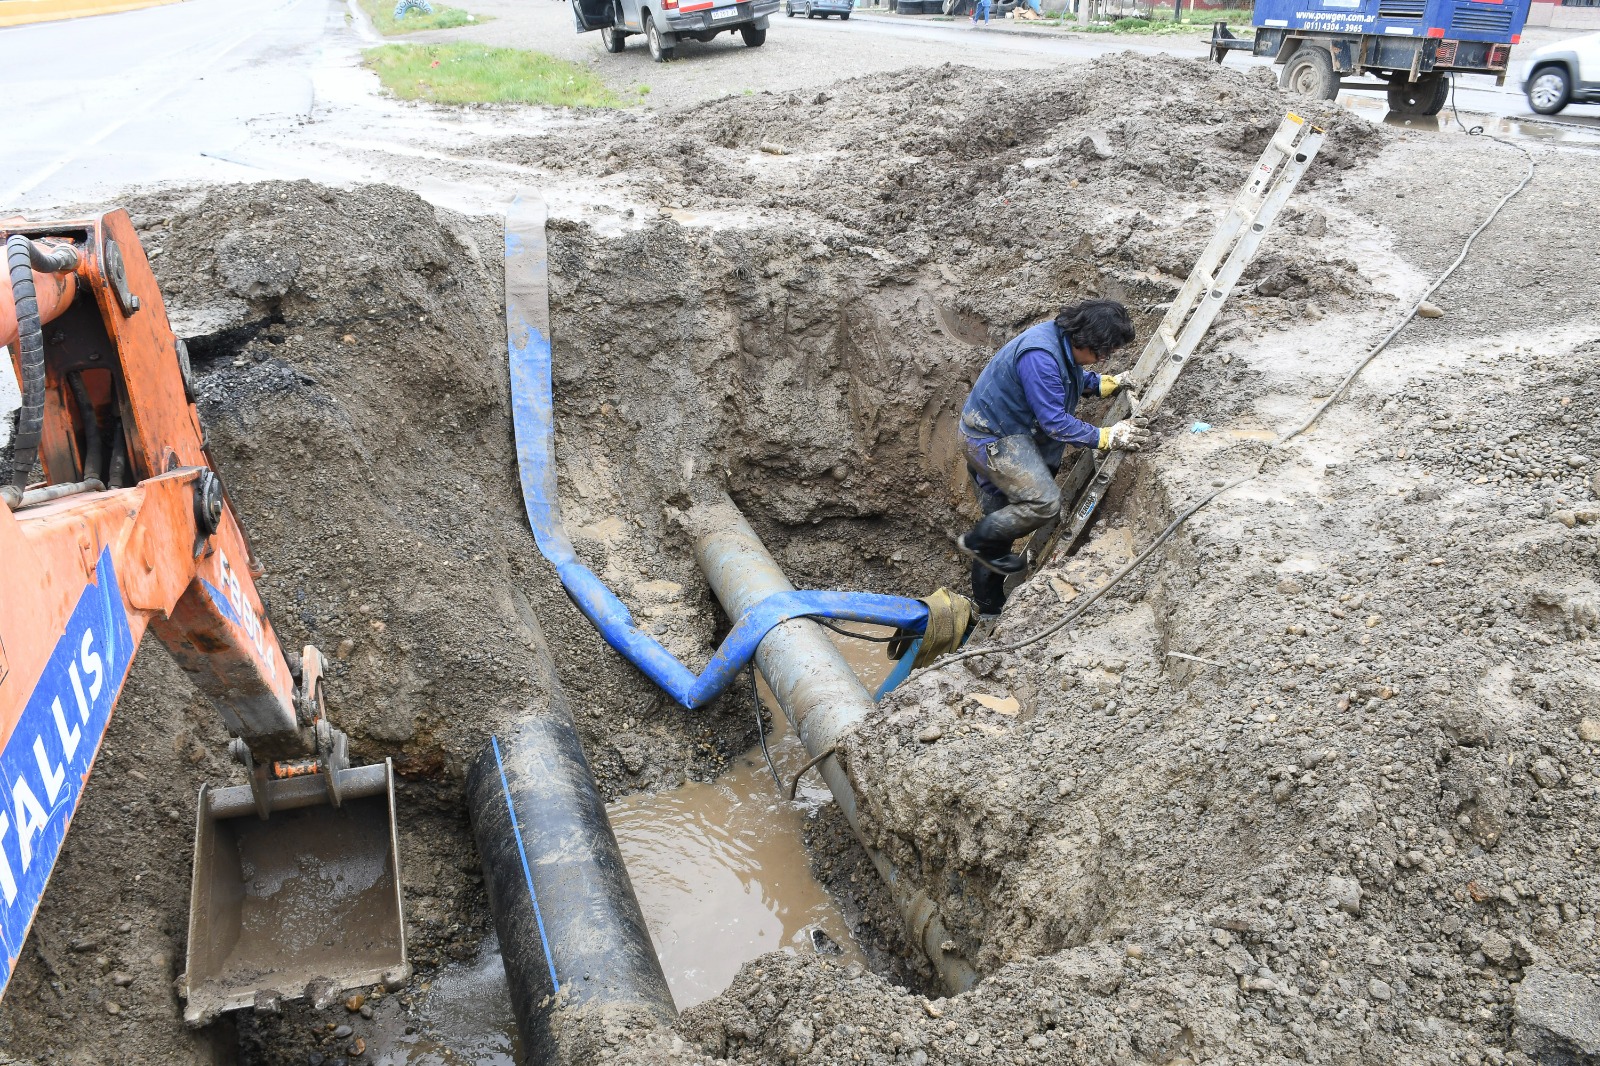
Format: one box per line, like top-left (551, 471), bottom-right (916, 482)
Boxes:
top-left (68, 372), bottom-right (103, 483)
top-left (5, 235), bottom-right (80, 490)
top-left (6, 236), bottom-right (46, 490)
top-left (505, 198), bottom-right (930, 709)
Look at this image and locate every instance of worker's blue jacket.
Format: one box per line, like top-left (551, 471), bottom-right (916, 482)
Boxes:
top-left (960, 320), bottom-right (1102, 448)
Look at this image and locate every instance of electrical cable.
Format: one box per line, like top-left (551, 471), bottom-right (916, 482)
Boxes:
top-left (751, 667), bottom-right (782, 791)
top-left (810, 617), bottom-right (898, 642)
top-left (1445, 72), bottom-right (1487, 138)
top-left (938, 132), bottom-right (1537, 667)
top-left (786, 746), bottom-right (836, 803)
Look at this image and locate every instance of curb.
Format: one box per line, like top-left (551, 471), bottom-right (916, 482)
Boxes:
top-left (345, 0), bottom-right (383, 44)
top-left (0, 0), bottom-right (183, 28)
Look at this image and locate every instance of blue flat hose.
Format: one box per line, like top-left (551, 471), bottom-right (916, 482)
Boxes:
top-left (506, 197), bottom-right (928, 709)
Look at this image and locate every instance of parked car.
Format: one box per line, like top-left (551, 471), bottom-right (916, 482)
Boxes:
top-left (573, 0), bottom-right (778, 62)
top-left (786, 0), bottom-right (852, 17)
top-left (1520, 30), bottom-right (1600, 114)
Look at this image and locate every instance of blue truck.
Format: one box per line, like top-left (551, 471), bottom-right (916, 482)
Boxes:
top-left (1209, 0), bottom-right (1532, 115)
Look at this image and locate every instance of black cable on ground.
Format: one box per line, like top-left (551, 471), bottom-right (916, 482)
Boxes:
top-left (1446, 73), bottom-right (1486, 138)
top-left (938, 132), bottom-right (1537, 667)
top-left (751, 667), bottom-right (782, 791)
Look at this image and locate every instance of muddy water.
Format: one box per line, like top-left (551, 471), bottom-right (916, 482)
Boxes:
top-left (1336, 90), bottom-right (1600, 144)
top-left (362, 932), bottom-right (519, 1065)
top-left (369, 625), bottom-right (899, 1054)
top-left (610, 625), bottom-right (897, 1008)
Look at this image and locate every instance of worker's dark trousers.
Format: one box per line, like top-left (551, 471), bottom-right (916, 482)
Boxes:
top-left (963, 434), bottom-right (1066, 615)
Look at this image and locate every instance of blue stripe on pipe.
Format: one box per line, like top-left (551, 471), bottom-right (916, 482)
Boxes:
top-left (505, 198), bottom-right (931, 710)
top-left (491, 734), bottom-right (560, 993)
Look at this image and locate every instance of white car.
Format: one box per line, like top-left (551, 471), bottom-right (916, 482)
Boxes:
top-left (1520, 30), bottom-right (1600, 115)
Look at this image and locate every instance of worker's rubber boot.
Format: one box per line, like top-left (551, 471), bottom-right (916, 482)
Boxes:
top-left (956, 532), bottom-right (1026, 576)
top-left (970, 560), bottom-right (1008, 616)
top-left (957, 531), bottom-right (1023, 616)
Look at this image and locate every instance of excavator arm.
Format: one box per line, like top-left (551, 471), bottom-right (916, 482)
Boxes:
top-left (0, 211), bottom-right (406, 1023)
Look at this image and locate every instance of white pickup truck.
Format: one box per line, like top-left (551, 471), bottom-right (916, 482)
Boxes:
top-left (574, 0), bottom-right (779, 61)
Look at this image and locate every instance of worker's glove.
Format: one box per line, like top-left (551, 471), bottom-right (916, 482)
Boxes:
top-left (1098, 419), bottom-right (1151, 452)
top-left (1098, 374), bottom-right (1123, 398)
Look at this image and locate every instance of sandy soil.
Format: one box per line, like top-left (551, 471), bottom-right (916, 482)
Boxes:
top-left (2, 50), bottom-right (1598, 1066)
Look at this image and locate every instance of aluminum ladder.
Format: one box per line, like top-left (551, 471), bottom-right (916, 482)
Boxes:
top-left (1019, 112), bottom-right (1326, 579)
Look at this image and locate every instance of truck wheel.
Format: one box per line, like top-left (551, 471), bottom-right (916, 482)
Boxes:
top-left (645, 13), bottom-right (674, 60)
top-left (1280, 47), bottom-right (1338, 101)
top-left (602, 25), bottom-right (627, 51)
top-left (1526, 65), bottom-right (1571, 115)
top-left (1387, 73), bottom-right (1449, 116)
top-left (741, 23), bottom-right (767, 44)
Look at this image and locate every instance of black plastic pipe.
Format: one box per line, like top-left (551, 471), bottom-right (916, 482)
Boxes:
top-left (467, 695), bottom-right (676, 1061)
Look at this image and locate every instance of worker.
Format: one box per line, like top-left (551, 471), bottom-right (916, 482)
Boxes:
top-left (970, 0), bottom-right (991, 22)
top-left (956, 299), bottom-right (1149, 616)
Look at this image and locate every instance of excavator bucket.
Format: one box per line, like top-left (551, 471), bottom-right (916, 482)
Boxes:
top-left (181, 762), bottom-right (409, 1026)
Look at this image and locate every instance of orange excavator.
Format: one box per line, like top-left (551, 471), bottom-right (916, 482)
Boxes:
top-left (0, 212), bottom-right (406, 1025)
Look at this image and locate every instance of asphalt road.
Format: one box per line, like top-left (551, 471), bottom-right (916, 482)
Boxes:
top-left (1, 0), bottom-right (1595, 219)
top-left (0, 0), bottom-right (342, 207)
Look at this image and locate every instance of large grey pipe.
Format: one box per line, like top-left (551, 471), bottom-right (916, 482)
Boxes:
top-left (467, 693), bottom-right (677, 1062)
top-left (684, 493), bottom-right (980, 994)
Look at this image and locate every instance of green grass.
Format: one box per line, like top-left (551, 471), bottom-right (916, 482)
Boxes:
top-left (359, 0), bottom-right (489, 35)
top-left (364, 43), bottom-right (622, 106)
top-left (1024, 6), bottom-right (1252, 33)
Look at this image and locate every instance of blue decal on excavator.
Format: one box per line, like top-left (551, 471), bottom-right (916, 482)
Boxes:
top-left (0, 548), bottom-right (133, 990)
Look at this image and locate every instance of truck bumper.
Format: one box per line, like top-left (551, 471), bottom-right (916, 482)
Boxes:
top-left (666, 0), bottom-right (779, 32)
top-left (1250, 28), bottom-right (1512, 80)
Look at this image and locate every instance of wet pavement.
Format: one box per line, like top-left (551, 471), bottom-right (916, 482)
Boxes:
top-left (2, 0), bottom-right (1595, 224)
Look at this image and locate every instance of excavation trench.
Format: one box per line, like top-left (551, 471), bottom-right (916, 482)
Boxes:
top-left (4, 67), bottom-right (1380, 1060)
top-left (62, 167), bottom-right (1287, 1063)
top-left (13, 53), bottom-right (1600, 1066)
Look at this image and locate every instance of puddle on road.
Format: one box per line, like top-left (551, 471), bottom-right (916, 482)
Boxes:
top-left (1336, 91), bottom-right (1600, 145)
top-left (365, 624), bottom-right (899, 1056)
top-left (611, 625), bottom-right (897, 1009)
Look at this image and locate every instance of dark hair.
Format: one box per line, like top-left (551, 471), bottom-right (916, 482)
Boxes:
top-left (1054, 300), bottom-right (1135, 356)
